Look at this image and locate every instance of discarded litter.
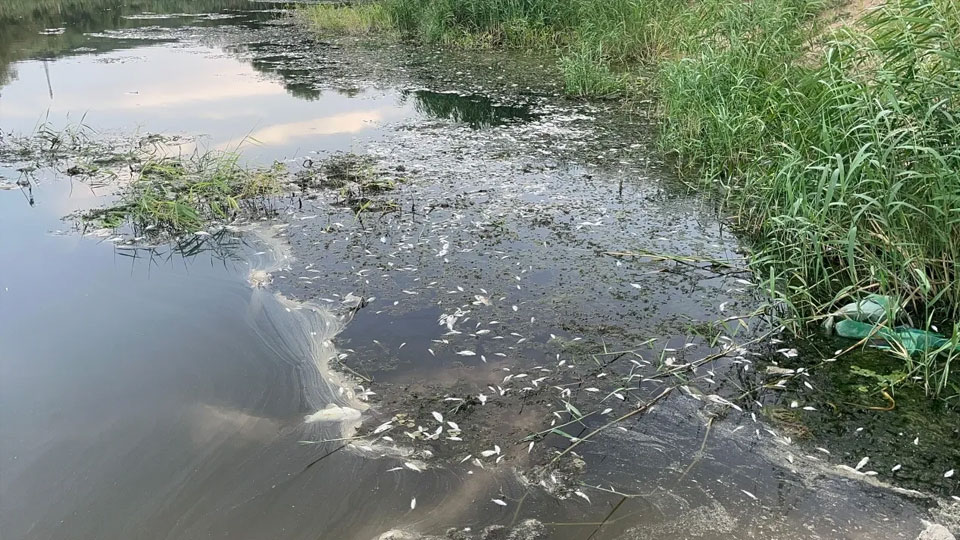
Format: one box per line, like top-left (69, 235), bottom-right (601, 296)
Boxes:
top-left (825, 295), bottom-right (957, 354)
top-left (834, 320), bottom-right (958, 355)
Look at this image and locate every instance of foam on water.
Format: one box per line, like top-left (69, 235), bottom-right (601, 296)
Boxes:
top-left (243, 224), bottom-right (368, 438)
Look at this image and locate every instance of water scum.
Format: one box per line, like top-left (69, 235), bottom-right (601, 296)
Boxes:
top-left (2, 5), bottom-right (958, 540)
top-left (244, 225), bottom-right (366, 436)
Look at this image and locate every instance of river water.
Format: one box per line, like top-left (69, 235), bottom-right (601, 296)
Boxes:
top-left (1, 2), bottom-right (956, 539)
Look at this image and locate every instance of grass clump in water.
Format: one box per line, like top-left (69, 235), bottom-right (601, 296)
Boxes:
top-left (89, 152), bottom-right (284, 233)
top-left (298, 153), bottom-right (401, 215)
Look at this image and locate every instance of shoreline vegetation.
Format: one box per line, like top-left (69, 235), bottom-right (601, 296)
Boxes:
top-left (299, 0), bottom-right (960, 398)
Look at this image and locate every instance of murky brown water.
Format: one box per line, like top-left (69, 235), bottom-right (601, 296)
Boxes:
top-left (1, 2), bottom-right (956, 539)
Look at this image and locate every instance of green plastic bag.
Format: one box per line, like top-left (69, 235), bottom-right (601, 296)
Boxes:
top-left (834, 319), bottom-right (959, 355)
top-left (834, 294), bottom-right (895, 323)
top-left (823, 294), bottom-right (897, 333)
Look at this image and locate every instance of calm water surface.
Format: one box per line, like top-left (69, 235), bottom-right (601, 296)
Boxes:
top-left (0, 3), bottom-right (424, 539)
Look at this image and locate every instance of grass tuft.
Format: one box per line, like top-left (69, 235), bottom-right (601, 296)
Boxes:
top-left (295, 2), bottom-right (393, 36)
top-left (88, 152), bottom-right (284, 233)
top-left (560, 45), bottom-right (628, 97)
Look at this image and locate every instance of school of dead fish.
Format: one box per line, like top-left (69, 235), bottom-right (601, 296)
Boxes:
top-left (273, 176), bottom-right (959, 515)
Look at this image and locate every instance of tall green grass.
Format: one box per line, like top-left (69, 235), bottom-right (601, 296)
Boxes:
top-left (659, 0), bottom-right (960, 319)
top-left (658, 0), bottom-right (960, 395)
top-left (300, 0), bottom-right (960, 395)
top-left (296, 2), bottom-right (393, 36)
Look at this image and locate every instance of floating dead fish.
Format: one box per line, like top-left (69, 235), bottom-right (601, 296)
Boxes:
top-left (372, 422), bottom-right (393, 434)
top-left (304, 405), bottom-right (361, 424)
top-left (765, 366), bottom-right (795, 375)
top-left (706, 394), bottom-right (742, 412)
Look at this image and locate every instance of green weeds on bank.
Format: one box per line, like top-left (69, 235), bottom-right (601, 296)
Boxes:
top-left (297, 2), bottom-right (393, 36)
top-left (658, 0), bottom-right (960, 397)
top-left (300, 0), bottom-right (960, 396)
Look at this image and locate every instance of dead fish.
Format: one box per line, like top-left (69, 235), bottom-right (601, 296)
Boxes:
top-left (304, 405), bottom-right (361, 424)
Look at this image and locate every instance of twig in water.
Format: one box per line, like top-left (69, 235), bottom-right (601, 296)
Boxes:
top-left (522, 411), bottom-right (600, 441)
top-left (652, 327), bottom-right (779, 380)
top-left (509, 490), bottom-right (530, 527)
top-left (550, 387), bottom-right (674, 465)
top-left (586, 496), bottom-right (627, 540)
top-left (603, 249), bottom-right (747, 272)
top-left (337, 358), bottom-right (373, 383)
top-left (678, 417), bottom-right (714, 482)
top-left (299, 443), bottom-right (347, 474)
top-left (579, 483), bottom-right (657, 499)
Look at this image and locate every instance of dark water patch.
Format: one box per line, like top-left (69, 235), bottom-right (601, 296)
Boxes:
top-left (270, 90), bottom-right (953, 536)
top-left (405, 90), bottom-right (536, 128)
